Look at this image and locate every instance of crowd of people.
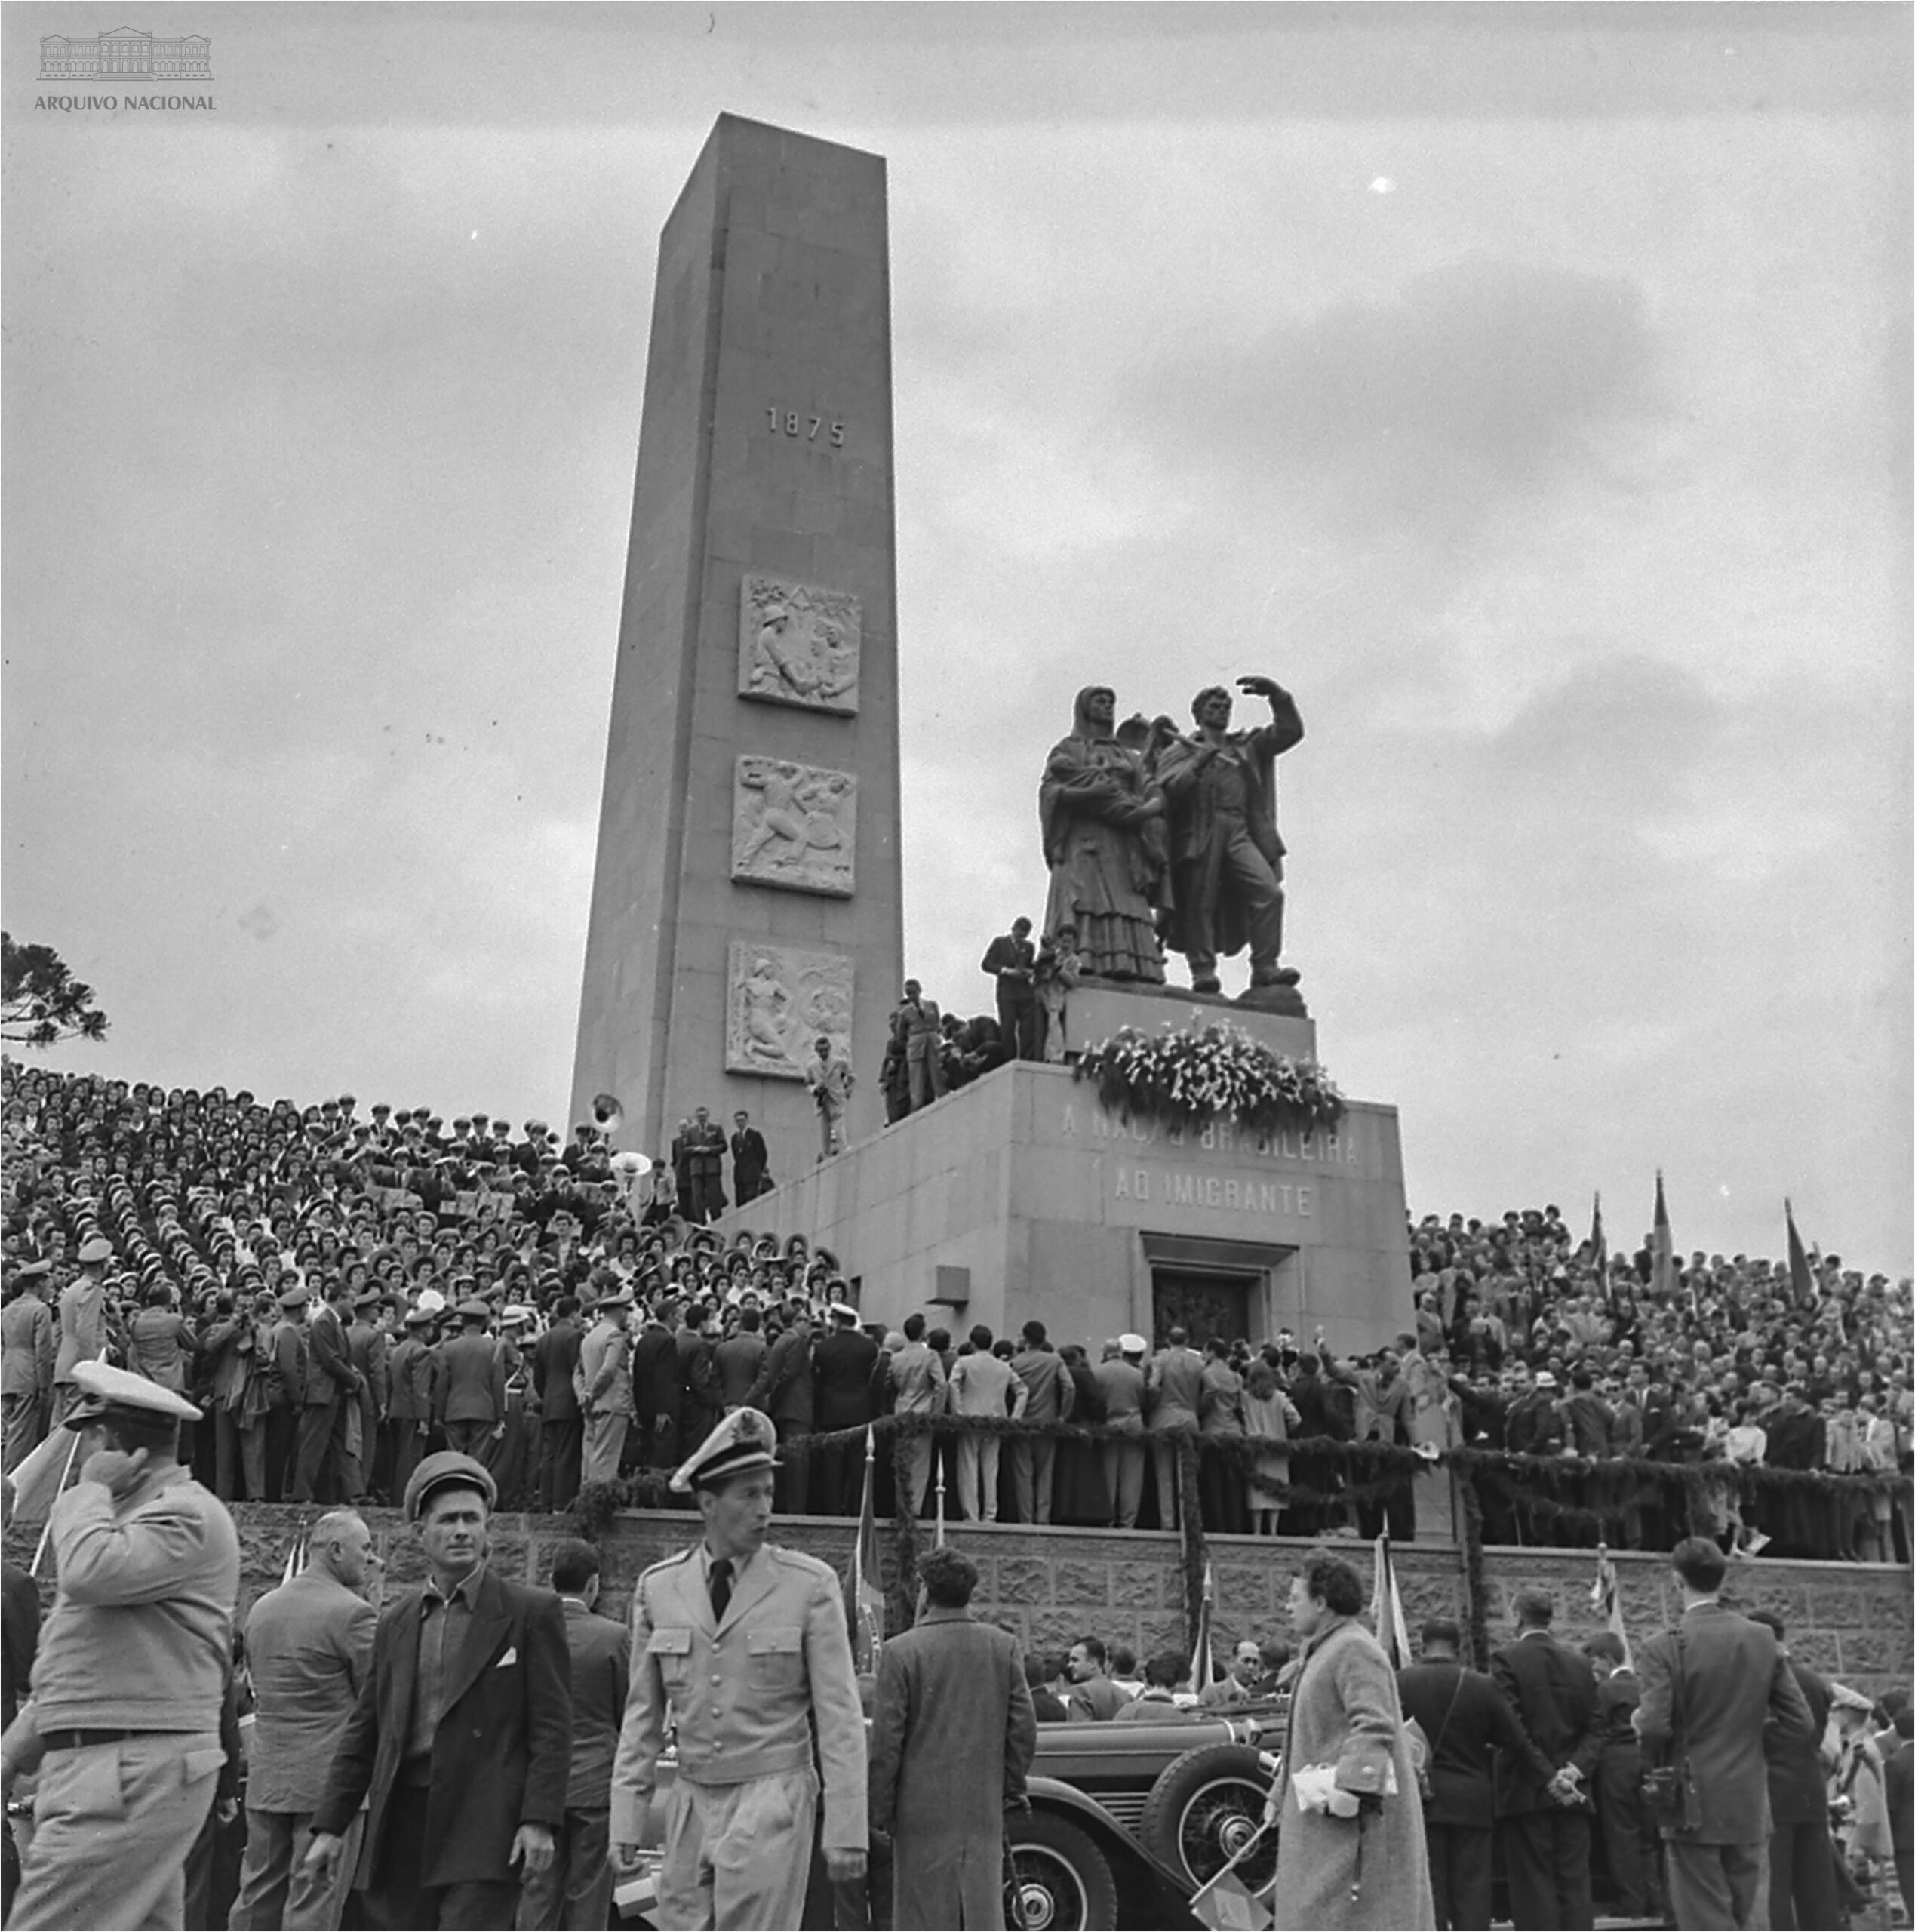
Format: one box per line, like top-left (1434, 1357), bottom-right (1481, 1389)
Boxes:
top-left (4, 1372), bottom-right (1907, 1932)
top-left (2, 1063), bottom-right (1909, 1568)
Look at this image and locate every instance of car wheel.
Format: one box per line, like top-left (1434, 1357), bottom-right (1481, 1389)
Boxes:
top-left (1139, 1741), bottom-right (1277, 1894)
top-left (1004, 1810), bottom-right (1120, 1931)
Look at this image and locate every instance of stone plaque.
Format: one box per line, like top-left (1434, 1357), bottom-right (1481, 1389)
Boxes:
top-left (731, 756), bottom-right (857, 897)
top-left (738, 573), bottom-right (862, 714)
top-left (727, 942), bottom-right (855, 1081)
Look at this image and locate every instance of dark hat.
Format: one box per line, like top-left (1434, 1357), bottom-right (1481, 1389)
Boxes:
top-left (456, 1297), bottom-right (490, 1321)
top-left (402, 1449), bottom-right (497, 1521)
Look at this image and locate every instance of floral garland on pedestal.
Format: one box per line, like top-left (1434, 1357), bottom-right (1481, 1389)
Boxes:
top-left (1073, 1017), bottom-right (1346, 1137)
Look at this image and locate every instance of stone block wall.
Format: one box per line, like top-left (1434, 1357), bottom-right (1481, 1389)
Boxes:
top-left (10, 1508), bottom-right (1907, 1702)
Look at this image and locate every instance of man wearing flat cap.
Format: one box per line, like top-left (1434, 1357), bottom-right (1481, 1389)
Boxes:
top-left (610, 1408), bottom-right (868, 1928)
top-left (2, 1360), bottom-right (241, 1930)
top-left (304, 1452), bottom-right (571, 1929)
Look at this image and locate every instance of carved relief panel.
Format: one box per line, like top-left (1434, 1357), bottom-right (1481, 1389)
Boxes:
top-left (738, 573), bottom-right (862, 715)
top-left (726, 943), bottom-right (856, 1081)
top-left (731, 757), bottom-right (856, 897)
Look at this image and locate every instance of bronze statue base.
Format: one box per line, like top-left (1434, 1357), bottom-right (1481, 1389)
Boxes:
top-left (1077, 973), bottom-right (1311, 1021)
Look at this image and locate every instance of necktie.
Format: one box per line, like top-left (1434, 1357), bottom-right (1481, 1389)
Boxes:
top-left (709, 1557), bottom-right (733, 1623)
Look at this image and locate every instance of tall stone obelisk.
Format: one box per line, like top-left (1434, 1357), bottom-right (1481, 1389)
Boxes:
top-left (571, 116), bottom-right (903, 1174)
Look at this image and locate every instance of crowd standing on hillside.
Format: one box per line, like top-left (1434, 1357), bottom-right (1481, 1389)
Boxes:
top-left (2, 1064), bottom-right (1908, 1567)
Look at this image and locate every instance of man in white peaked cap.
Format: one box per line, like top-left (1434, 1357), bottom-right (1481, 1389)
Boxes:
top-left (610, 1407), bottom-right (867, 1928)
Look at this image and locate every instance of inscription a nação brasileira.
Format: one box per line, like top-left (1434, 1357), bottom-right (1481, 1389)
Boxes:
top-left (1061, 1100), bottom-right (1359, 1220)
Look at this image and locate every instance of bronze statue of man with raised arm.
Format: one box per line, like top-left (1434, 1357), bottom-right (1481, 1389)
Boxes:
top-left (1153, 674), bottom-right (1305, 995)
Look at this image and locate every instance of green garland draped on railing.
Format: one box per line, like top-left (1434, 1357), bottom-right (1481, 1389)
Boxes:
top-left (565, 1414), bottom-right (1912, 1657)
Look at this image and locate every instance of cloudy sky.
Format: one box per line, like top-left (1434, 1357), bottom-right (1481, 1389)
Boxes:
top-left (5, 4), bottom-right (1909, 1271)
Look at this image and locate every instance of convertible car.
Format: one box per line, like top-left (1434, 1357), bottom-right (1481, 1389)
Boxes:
top-left (613, 1700), bottom-right (1286, 1930)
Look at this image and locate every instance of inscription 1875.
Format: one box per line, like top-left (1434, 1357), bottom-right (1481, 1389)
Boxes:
top-left (767, 407), bottom-right (846, 447)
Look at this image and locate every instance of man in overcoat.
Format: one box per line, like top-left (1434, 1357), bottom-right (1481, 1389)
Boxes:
top-left (868, 1544), bottom-right (1036, 1930)
top-left (609, 1408), bottom-right (867, 1929)
top-left (1269, 1550), bottom-right (1434, 1930)
top-left (1635, 1537), bottom-right (1814, 1931)
top-left (303, 1452), bottom-right (570, 1930)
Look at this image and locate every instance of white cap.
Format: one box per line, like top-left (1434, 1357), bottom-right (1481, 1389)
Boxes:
top-left (1120, 1333), bottom-right (1148, 1357)
top-left (63, 1358), bottom-right (201, 1424)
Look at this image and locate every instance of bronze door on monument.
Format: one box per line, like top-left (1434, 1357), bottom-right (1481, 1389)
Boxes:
top-left (1151, 1269), bottom-right (1255, 1348)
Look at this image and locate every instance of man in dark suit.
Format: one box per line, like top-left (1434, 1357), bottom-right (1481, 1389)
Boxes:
top-left (812, 1302), bottom-right (879, 1515)
top-left (1399, 1617), bottom-right (1557, 1931)
top-left (746, 1303), bottom-right (815, 1515)
top-left (433, 1300), bottom-right (505, 1460)
top-left (675, 1302), bottom-right (720, 1468)
top-left (532, 1297), bottom-right (585, 1513)
top-left (521, 1539), bottom-right (629, 1932)
top-left (729, 1111), bottom-right (770, 1204)
top-left (629, 1297), bottom-right (683, 1473)
top-left (1491, 1586), bottom-right (1605, 1931)
top-left (304, 1452), bottom-right (571, 1930)
top-left (263, 1283), bottom-right (311, 1501)
top-left (1637, 1538), bottom-right (1814, 1931)
top-left (1583, 1631), bottom-right (1665, 1924)
top-left (1744, 1608), bottom-right (1838, 1932)
top-left (292, 1280), bottom-right (363, 1503)
top-left (342, 1292), bottom-right (389, 1502)
top-left (979, 918), bottom-right (1041, 1060)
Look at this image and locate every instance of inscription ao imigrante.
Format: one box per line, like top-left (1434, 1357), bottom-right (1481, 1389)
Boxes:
top-left (1058, 1103), bottom-right (1361, 1217)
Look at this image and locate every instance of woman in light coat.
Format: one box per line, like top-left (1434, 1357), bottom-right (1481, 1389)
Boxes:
top-left (1268, 1551), bottom-right (1434, 1931)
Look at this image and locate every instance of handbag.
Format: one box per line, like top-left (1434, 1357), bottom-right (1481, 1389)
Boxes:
top-left (1640, 1629), bottom-right (1703, 1833)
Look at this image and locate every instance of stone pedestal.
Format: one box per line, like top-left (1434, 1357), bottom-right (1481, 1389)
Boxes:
top-left (1060, 980), bottom-right (1318, 1066)
top-left (712, 1060), bottom-right (1409, 1358)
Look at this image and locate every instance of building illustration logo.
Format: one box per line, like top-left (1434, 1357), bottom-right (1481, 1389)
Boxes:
top-left (39, 28), bottom-right (211, 81)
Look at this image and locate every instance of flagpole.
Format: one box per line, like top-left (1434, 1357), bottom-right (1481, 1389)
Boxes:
top-left (29, 1428), bottom-right (82, 1579)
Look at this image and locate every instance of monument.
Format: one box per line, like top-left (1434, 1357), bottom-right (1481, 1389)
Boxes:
top-left (579, 113), bottom-right (1412, 1352)
top-left (570, 116), bottom-right (904, 1174)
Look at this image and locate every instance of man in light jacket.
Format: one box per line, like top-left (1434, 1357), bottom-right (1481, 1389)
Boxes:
top-left (232, 1512), bottom-right (380, 1930)
top-left (946, 1329), bottom-right (1025, 1524)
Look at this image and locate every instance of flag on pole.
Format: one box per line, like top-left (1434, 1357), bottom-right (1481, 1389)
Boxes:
top-left (1591, 1192), bottom-right (1609, 1303)
top-left (1588, 1544), bottom-right (1634, 1670)
top-left (1785, 1200), bottom-right (1815, 1307)
top-left (1189, 1559), bottom-right (1218, 1695)
top-left (844, 1426), bottom-right (885, 1675)
top-left (7, 1426), bottom-right (78, 1526)
top-left (1370, 1533), bottom-right (1413, 1669)
top-left (1649, 1171), bottom-right (1678, 1305)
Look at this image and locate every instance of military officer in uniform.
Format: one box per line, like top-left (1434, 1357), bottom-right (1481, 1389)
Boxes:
top-left (1, 1360), bottom-right (241, 1931)
top-left (610, 1407), bottom-right (868, 1929)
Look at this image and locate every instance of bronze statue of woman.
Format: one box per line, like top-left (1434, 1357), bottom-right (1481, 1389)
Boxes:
top-left (1037, 685), bottom-right (1167, 983)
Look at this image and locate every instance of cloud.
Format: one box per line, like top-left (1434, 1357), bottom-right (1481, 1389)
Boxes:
top-left (1130, 254), bottom-right (1666, 549)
